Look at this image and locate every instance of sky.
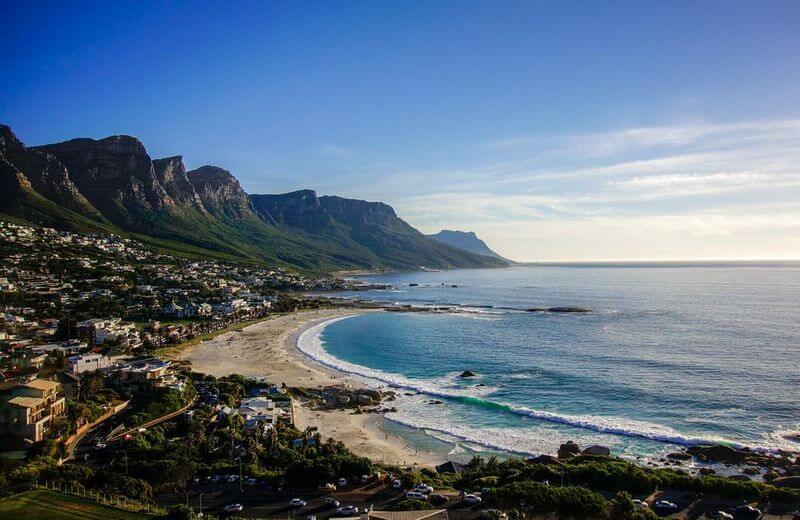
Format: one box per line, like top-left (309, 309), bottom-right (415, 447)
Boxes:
top-left (2, 1), bottom-right (800, 262)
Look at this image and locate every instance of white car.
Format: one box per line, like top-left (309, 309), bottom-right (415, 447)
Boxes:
top-left (414, 483), bottom-right (433, 494)
top-left (631, 499), bottom-right (648, 511)
top-left (405, 491), bottom-right (427, 500)
top-left (324, 497), bottom-right (340, 507)
top-left (222, 503), bottom-right (243, 513)
top-left (464, 494), bottom-right (482, 504)
top-left (336, 505), bottom-right (359, 515)
top-left (289, 498), bottom-right (307, 508)
top-left (337, 477), bottom-right (348, 487)
top-left (392, 479), bottom-right (402, 489)
top-left (226, 474), bottom-right (239, 482)
top-left (653, 500), bottom-right (678, 512)
top-left (95, 441), bottom-right (107, 449)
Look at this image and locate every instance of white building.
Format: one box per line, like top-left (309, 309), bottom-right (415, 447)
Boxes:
top-left (67, 353), bottom-right (111, 374)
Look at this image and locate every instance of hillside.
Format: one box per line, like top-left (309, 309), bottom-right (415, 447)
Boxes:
top-left (428, 229), bottom-right (512, 263)
top-left (0, 125), bottom-right (506, 273)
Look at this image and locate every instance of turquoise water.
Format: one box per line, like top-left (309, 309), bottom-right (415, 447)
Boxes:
top-left (303, 266), bottom-right (800, 462)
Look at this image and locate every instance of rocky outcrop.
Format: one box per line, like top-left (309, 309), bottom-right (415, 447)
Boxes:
top-left (152, 156), bottom-right (206, 210)
top-left (528, 455), bottom-right (562, 466)
top-left (459, 370), bottom-right (477, 378)
top-left (34, 135), bottom-right (169, 228)
top-left (526, 307), bottom-right (592, 313)
top-left (582, 445), bottom-right (611, 456)
top-left (558, 441), bottom-right (582, 459)
top-left (771, 476), bottom-right (800, 488)
top-left (187, 165), bottom-right (253, 220)
top-left (428, 229), bottom-right (511, 262)
top-left (0, 125), bottom-right (99, 216)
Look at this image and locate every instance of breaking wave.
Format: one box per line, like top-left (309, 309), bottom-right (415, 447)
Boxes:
top-left (296, 316), bottom-right (759, 451)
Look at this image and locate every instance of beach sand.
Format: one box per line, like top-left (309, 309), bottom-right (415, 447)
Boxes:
top-left (181, 308), bottom-right (439, 466)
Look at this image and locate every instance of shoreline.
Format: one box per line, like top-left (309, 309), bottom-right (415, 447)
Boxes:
top-left (180, 308), bottom-right (440, 467)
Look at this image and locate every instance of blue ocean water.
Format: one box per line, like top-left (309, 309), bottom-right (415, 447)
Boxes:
top-left (302, 266), bottom-right (800, 462)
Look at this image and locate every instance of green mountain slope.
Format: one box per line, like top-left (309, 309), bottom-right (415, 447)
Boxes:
top-left (1, 124), bottom-right (507, 272)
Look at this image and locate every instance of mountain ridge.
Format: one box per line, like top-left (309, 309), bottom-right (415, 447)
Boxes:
top-left (0, 124), bottom-right (506, 273)
top-left (428, 229), bottom-right (512, 263)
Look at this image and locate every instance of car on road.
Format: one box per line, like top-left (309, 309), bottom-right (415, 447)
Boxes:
top-left (226, 475), bottom-right (239, 483)
top-left (336, 505), bottom-right (359, 516)
top-left (631, 499), bottom-right (648, 511)
top-left (392, 479), bottom-right (402, 489)
top-left (337, 477), bottom-right (348, 487)
top-left (243, 477), bottom-right (257, 486)
top-left (463, 494), bottom-right (482, 504)
top-left (222, 503), bottom-right (243, 513)
top-left (429, 494), bottom-right (449, 506)
top-left (733, 505), bottom-right (761, 519)
top-left (323, 497), bottom-right (340, 508)
top-left (405, 491), bottom-right (427, 500)
top-left (95, 441), bottom-right (106, 449)
top-left (289, 498), bottom-right (307, 508)
top-left (653, 500), bottom-right (678, 513)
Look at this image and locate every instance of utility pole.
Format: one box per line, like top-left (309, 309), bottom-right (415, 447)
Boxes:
top-left (198, 492), bottom-right (204, 517)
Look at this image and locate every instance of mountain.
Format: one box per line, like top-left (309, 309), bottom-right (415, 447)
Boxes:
top-left (428, 229), bottom-right (512, 263)
top-left (0, 124), bottom-right (506, 273)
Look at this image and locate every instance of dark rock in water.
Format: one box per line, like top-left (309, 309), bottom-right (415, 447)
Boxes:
top-left (763, 470), bottom-right (780, 481)
top-left (459, 370), bottom-right (477, 378)
top-left (428, 400), bottom-right (443, 405)
top-left (742, 467), bottom-right (760, 475)
top-left (582, 445), bottom-right (611, 456)
top-left (526, 307), bottom-right (592, 313)
top-left (476, 383), bottom-right (486, 387)
top-left (698, 468), bottom-right (716, 476)
top-left (667, 452), bottom-right (692, 461)
top-left (409, 283), bottom-right (419, 286)
top-left (687, 444), bottom-right (746, 463)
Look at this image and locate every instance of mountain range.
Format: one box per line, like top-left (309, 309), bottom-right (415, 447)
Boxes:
top-left (428, 230), bottom-right (512, 263)
top-left (0, 125), bottom-right (507, 273)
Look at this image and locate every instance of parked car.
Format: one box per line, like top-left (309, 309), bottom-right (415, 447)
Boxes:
top-left (653, 500), bottom-right (678, 512)
top-left (211, 475), bottom-right (223, 483)
top-left (222, 503), bottom-right (243, 513)
top-left (95, 441), bottom-right (106, 449)
top-left (392, 479), bottom-right (402, 489)
top-left (414, 483), bottom-right (434, 494)
top-left (733, 505), bottom-right (761, 519)
top-left (361, 474), bottom-right (370, 483)
top-left (337, 478), bottom-right (348, 487)
top-left (708, 511), bottom-right (733, 520)
top-left (631, 499), bottom-right (649, 511)
top-left (336, 505), bottom-right (359, 515)
top-left (305, 516), bottom-right (316, 520)
top-left (405, 491), bottom-right (427, 500)
top-left (226, 474), bottom-right (238, 483)
top-left (324, 497), bottom-right (340, 508)
top-left (243, 477), bottom-right (257, 486)
top-left (464, 494), bottom-right (482, 504)
top-left (289, 498), bottom-right (307, 508)
top-left (429, 494), bottom-right (449, 506)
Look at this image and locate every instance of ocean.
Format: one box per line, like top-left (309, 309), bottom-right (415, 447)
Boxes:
top-left (298, 265), bottom-right (800, 465)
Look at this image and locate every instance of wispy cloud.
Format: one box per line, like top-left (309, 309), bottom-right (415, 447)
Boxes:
top-left (313, 143), bottom-right (354, 157)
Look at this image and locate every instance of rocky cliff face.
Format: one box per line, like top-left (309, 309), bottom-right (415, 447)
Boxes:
top-left (152, 156), bottom-right (206, 211)
top-left (0, 125), bottom-right (99, 217)
top-left (187, 165), bottom-right (253, 220)
top-left (1, 124), bottom-right (507, 272)
top-left (34, 135), bottom-right (170, 228)
top-left (250, 190), bottom-right (333, 230)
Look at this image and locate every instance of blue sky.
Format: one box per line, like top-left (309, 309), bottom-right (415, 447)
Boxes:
top-left (2, 1), bottom-right (799, 261)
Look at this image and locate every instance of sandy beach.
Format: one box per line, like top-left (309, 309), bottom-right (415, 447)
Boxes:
top-left (181, 308), bottom-right (439, 467)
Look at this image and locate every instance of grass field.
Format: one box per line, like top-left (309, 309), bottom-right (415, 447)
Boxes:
top-left (0, 490), bottom-right (155, 520)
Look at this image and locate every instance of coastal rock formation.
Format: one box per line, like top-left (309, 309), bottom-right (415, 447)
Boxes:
top-left (526, 307), bottom-right (592, 313)
top-left (528, 455), bottom-right (562, 466)
top-left (459, 370), bottom-right (477, 378)
top-left (582, 445), bottom-right (611, 456)
top-left (772, 476), bottom-right (800, 488)
top-left (558, 441), bottom-right (582, 459)
top-left (428, 229), bottom-right (512, 263)
top-left (667, 451), bottom-right (692, 461)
